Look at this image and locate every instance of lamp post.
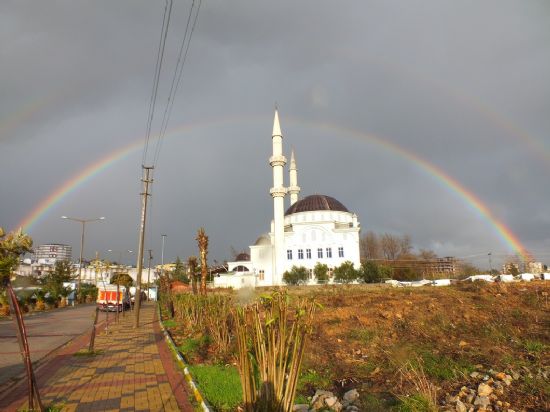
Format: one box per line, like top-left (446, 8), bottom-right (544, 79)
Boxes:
top-left (488, 252), bottom-right (493, 275)
top-left (107, 249), bottom-right (133, 266)
top-left (61, 216), bottom-right (105, 302)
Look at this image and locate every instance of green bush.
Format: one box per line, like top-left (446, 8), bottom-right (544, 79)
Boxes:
top-left (283, 266), bottom-right (309, 285)
top-left (313, 262), bottom-right (329, 284)
top-left (333, 261), bottom-right (358, 284)
top-left (359, 261), bottom-right (392, 283)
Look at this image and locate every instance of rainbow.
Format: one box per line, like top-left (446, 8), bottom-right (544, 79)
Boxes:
top-left (298, 120), bottom-right (529, 260)
top-left (13, 116), bottom-right (530, 260)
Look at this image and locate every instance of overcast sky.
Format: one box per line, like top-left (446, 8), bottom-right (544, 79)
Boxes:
top-left (1, 0), bottom-right (549, 268)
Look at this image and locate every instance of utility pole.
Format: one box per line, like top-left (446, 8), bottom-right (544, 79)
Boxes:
top-left (161, 234), bottom-right (167, 278)
top-left (61, 215), bottom-right (105, 303)
top-left (147, 249), bottom-right (153, 301)
top-left (488, 252), bottom-right (493, 274)
top-left (134, 165), bottom-right (153, 328)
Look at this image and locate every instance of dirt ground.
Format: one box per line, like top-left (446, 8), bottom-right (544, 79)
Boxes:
top-left (165, 281), bottom-right (549, 411)
top-left (289, 281), bottom-right (549, 410)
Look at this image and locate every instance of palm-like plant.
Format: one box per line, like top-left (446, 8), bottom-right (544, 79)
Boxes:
top-left (196, 228), bottom-right (209, 295)
top-left (234, 292), bottom-right (317, 412)
top-left (188, 256), bottom-right (198, 295)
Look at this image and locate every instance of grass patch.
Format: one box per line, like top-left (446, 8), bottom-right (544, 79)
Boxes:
top-left (417, 351), bottom-right (473, 380)
top-left (294, 393), bottom-right (309, 404)
top-left (162, 319), bottom-right (178, 328)
top-left (188, 364), bottom-right (242, 412)
top-left (348, 328), bottom-right (376, 343)
top-left (179, 338), bottom-right (200, 355)
top-left (397, 394), bottom-right (437, 412)
top-left (524, 340), bottom-right (547, 353)
top-left (297, 368), bottom-right (332, 394)
top-left (522, 375), bottom-right (550, 399)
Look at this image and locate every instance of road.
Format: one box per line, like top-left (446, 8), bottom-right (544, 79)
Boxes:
top-left (0, 304), bottom-right (99, 387)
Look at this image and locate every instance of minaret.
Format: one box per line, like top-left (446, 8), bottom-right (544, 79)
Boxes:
top-left (269, 109), bottom-right (287, 285)
top-left (288, 149), bottom-right (300, 206)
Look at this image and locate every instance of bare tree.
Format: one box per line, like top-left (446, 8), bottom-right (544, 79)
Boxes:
top-left (418, 249), bottom-right (437, 261)
top-left (360, 231), bottom-right (381, 260)
top-left (398, 234), bottom-right (412, 257)
top-left (381, 233), bottom-right (400, 260)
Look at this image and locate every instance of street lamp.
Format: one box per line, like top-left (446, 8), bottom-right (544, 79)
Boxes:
top-left (107, 249), bottom-right (133, 266)
top-left (61, 215), bottom-right (105, 302)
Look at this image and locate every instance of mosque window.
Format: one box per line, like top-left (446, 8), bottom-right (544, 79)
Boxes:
top-left (326, 248), bottom-right (332, 258)
top-left (338, 247), bottom-right (344, 258)
top-left (259, 270), bottom-right (265, 281)
top-left (298, 249), bottom-right (304, 259)
top-left (306, 249), bottom-right (311, 259)
top-left (287, 250), bottom-right (293, 260)
top-left (317, 248), bottom-right (323, 258)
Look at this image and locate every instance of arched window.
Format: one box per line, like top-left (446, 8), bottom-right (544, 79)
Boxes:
top-left (234, 265), bottom-right (250, 272)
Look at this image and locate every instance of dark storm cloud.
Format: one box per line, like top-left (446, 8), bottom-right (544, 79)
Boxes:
top-left (1, 0), bottom-right (549, 267)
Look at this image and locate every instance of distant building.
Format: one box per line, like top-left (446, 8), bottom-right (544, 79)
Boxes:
top-left (527, 261), bottom-right (543, 274)
top-left (434, 257), bottom-right (456, 274)
top-left (33, 243), bottom-right (72, 265)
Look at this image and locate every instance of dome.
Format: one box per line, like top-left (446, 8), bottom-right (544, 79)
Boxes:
top-left (285, 194), bottom-right (349, 216)
top-left (235, 252), bottom-right (250, 261)
top-left (254, 233), bottom-right (271, 246)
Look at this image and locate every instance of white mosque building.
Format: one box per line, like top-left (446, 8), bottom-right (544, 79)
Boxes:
top-left (214, 110), bottom-right (361, 288)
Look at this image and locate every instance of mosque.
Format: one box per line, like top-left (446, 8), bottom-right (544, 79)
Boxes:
top-left (214, 110), bottom-right (361, 288)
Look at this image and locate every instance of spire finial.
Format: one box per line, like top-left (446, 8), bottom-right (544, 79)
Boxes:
top-left (290, 148), bottom-right (296, 169)
top-left (273, 107), bottom-right (282, 137)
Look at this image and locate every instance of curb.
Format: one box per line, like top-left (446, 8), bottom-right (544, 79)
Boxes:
top-left (157, 304), bottom-right (211, 412)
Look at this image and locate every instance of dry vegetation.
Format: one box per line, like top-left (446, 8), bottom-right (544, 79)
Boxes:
top-left (288, 281), bottom-right (549, 410)
top-left (163, 281), bottom-right (549, 411)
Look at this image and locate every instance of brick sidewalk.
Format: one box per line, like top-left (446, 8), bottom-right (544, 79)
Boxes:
top-left (6, 303), bottom-right (193, 412)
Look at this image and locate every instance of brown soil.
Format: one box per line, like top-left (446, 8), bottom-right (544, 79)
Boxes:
top-left (291, 281), bottom-right (549, 410)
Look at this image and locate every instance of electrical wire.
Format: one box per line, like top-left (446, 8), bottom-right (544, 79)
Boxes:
top-left (142, 0), bottom-right (173, 165)
top-left (152, 0), bottom-right (202, 170)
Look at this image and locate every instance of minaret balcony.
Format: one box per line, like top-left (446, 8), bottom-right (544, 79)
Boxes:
top-left (287, 185), bottom-right (300, 194)
top-left (270, 187), bottom-right (287, 197)
top-left (269, 155), bottom-right (287, 167)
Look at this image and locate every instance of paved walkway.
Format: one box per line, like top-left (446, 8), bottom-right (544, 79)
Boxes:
top-left (0, 304), bottom-right (97, 387)
top-left (1, 303), bottom-right (193, 411)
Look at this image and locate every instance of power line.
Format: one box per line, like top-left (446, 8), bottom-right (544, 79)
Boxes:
top-left (152, 0), bottom-right (202, 169)
top-left (142, 0), bottom-right (173, 165)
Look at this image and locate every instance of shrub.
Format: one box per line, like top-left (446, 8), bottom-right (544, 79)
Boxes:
top-left (313, 263), bottom-right (329, 284)
top-left (333, 261), bottom-right (358, 283)
top-left (283, 266), bottom-right (309, 285)
top-left (79, 283), bottom-right (98, 303)
top-left (233, 292), bottom-right (317, 411)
